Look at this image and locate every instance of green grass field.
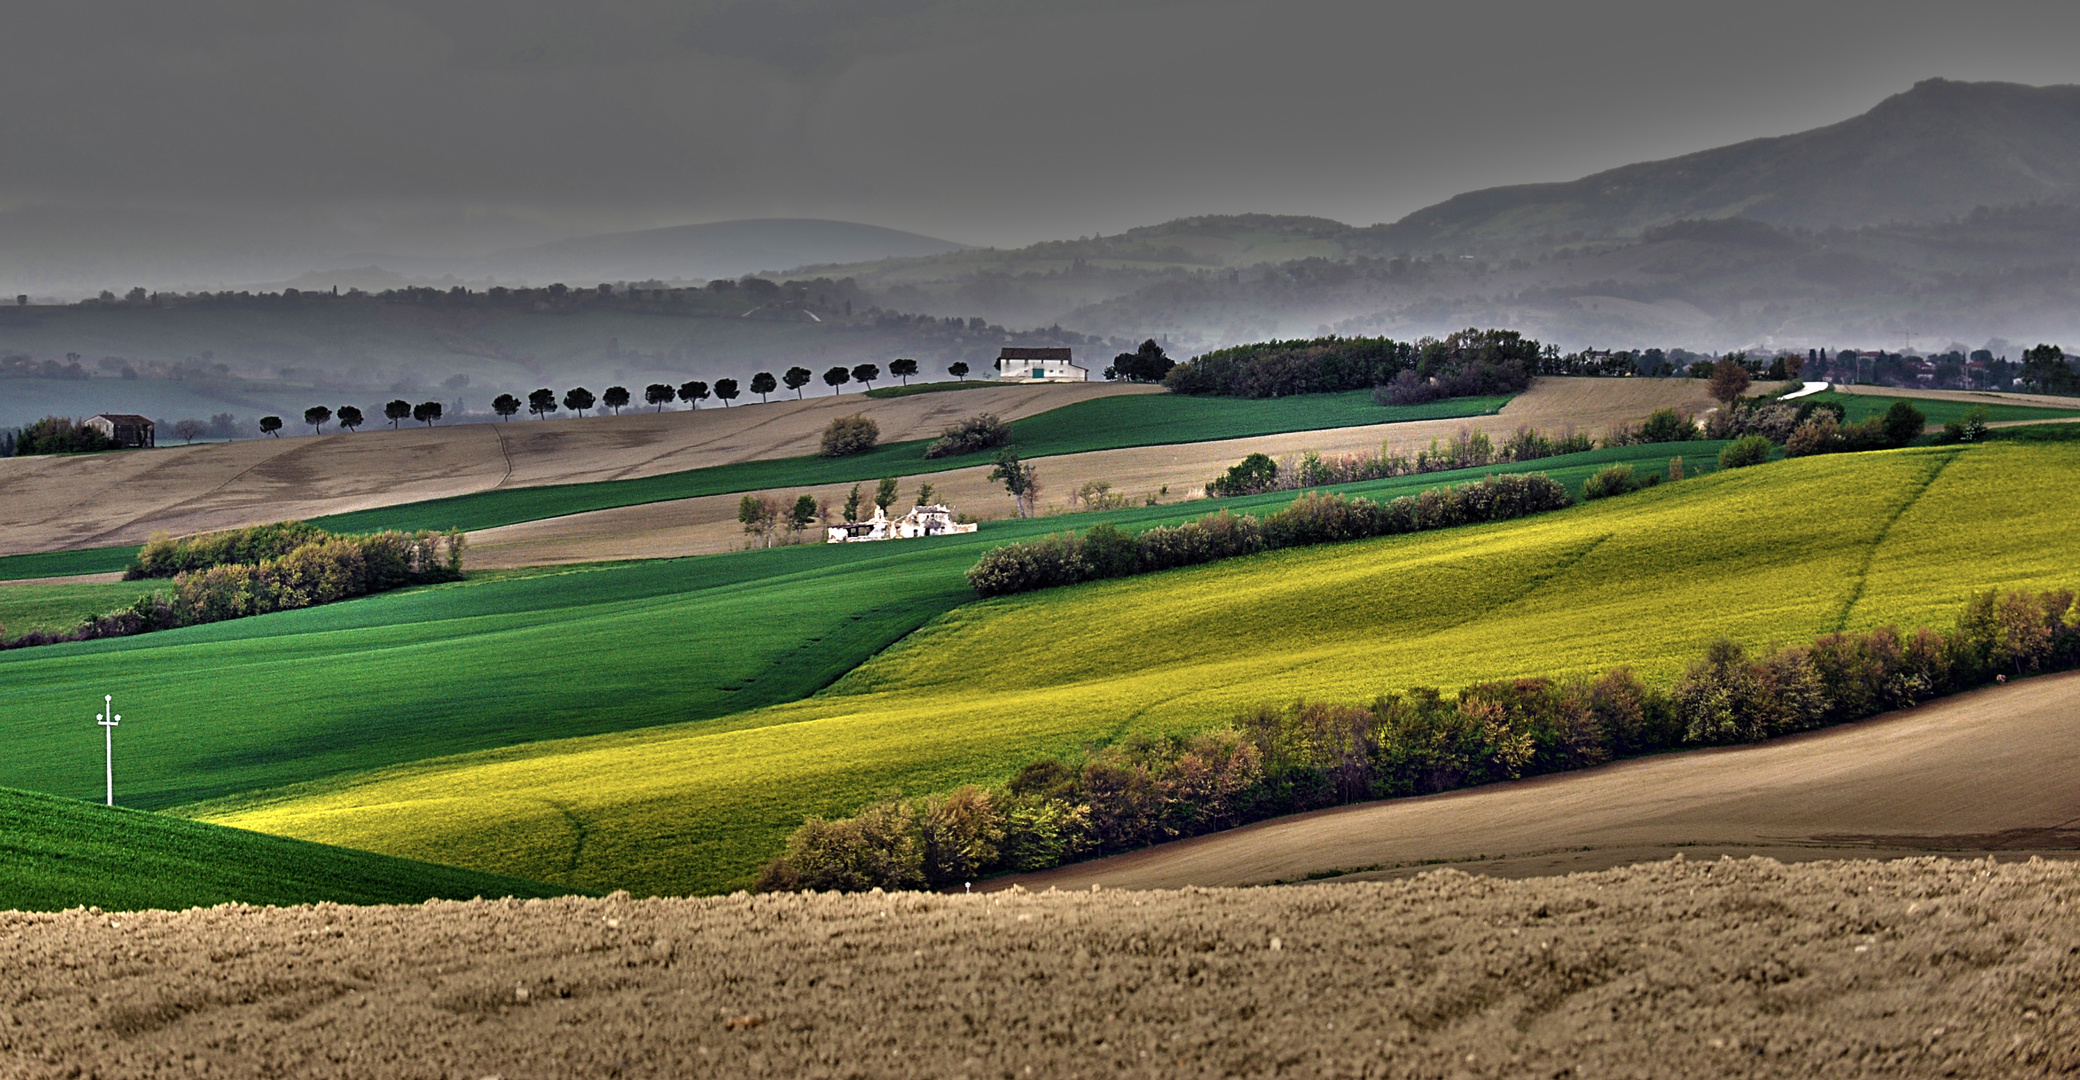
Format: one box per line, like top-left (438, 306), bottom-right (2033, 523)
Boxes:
top-left (0, 786), bottom-right (569, 911)
top-left (0, 580), bottom-right (162, 637)
top-left (1799, 389), bottom-right (2080, 427)
top-left (189, 441), bottom-right (2080, 896)
top-left (0, 442), bottom-right (1714, 810)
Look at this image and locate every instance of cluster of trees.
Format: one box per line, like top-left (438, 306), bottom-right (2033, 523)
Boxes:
top-left (924, 413), bottom-right (1012, 459)
top-left (737, 477), bottom-right (939, 547)
top-left (1162, 328), bottom-right (1541, 400)
top-left (1103, 340), bottom-right (1176, 383)
top-left (1206, 423), bottom-right (1599, 497)
top-left (820, 414), bottom-right (880, 457)
top-left (758, 585), bottom-right (2080, 891)
top-left (10, 416), bottom-right (117, 455)
top-left (2, 523), bottom-right (464, 649)
top-left (966, 475), bottom-right (1574, 598)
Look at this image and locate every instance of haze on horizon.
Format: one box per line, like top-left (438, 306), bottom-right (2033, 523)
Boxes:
top-left (5, 0), bottom-right (2079, 264)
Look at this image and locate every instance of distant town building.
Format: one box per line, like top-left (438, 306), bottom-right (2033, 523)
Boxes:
top-left (827, 504), bottom-right (979, 544)
top-left (84, 413), bottom-right (155, 448)
top-left (995, 347), bottom-right (1087, 382)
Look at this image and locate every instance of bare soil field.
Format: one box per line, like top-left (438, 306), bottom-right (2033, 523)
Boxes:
top-left (0, 383), bottom-right (1152, 556)
top-left (465, 377), bottom-right (1724, 568)
top-left (996, 672), bottom-right (2080, 894)
top-left (4, 856), bottom-right (2076, 1078)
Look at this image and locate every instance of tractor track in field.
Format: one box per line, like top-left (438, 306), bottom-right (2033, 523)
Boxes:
top-left (1834, 449), bottom-right (1957, 632)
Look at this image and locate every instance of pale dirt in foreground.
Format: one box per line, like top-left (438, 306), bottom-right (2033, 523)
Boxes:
top-left (0, 383), bottom-right (1155, 556)
top-left (4, 858), bottom-right (2077, 1078)
top-left (1001, 672), bottom-right (2080, 893)
top-left (464, 377), bottom-right (1726, 569)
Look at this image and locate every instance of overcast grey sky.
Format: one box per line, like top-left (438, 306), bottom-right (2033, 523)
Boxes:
top-left (4, 0), bottom-right (2079, 249)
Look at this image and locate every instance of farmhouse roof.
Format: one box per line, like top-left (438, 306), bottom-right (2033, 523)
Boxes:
top-left (997, 347), bottom-right (1073, 361)
top-left (90, 413), bottom-right (155, 426)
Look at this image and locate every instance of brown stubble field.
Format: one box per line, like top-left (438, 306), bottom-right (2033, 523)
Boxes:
top-left (463, 377), bottom-right (1724, 569)
top-left (0, 382), bottom-right (1154, 556)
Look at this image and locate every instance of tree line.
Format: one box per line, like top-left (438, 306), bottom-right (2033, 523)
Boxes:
top-left (0, 522), bottom-right (464, 649)
top-left (757, 584), bottom-right (2080, 892)
top-left (1161, 327), bottom-right (1542, 400)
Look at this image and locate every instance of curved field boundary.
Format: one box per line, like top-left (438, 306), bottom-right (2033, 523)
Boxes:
top-left (996, 671), bottom-right (2080, 892)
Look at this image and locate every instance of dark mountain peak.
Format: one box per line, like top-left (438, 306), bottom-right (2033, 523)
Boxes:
top-left (1376, 78), bottom-right (2080, 249)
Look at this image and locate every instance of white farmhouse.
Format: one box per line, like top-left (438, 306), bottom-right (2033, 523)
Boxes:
top-left (826, 503), bottom-right (979, 544)
top-left (994, 347), bottom-right (1087, 382)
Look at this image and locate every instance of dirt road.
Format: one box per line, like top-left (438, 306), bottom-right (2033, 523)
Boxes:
top-left (999, 671), bottom-right (2080, 892)
top-left (464, 377), bottom-right (1725, 568)
top-left (3, 857), bottom-right (2075, 1078)
top-left (0, 382), bottom-right (1153, 556)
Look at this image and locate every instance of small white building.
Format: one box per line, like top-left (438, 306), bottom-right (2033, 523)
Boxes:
top-left (995, 347), bottom-right (1087, 382)
top-left (827, 503), bottom-right (979, 543)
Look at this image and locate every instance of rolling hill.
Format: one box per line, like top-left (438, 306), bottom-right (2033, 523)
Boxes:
top-left (0, 786), bottom-right (567, 911)
top-left (188, 440), bottom-right (2079, 895)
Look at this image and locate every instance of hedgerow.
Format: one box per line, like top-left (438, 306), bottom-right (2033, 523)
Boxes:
top-left (759, 585), bottom-right (2080, 891)
top-left (2, 524), bottom-right (463, 649)
top-left (966, 473), bottom-right (1574, 598)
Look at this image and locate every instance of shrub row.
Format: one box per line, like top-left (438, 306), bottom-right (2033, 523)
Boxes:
top-left (1206, 424), bottom-right (1598, 497)
top-left (2, 528), bottom-right (464, 649)
top-left (965, 474), bottom-right (1574, 598)
top-left (1162, 328), bottom-right (1542, 400)
top-left (759, 586), bottom-right (2080, 892)
top-left (128, 521), bottom-right (333, 578)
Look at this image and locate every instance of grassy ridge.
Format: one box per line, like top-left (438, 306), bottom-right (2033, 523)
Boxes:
top-left (193, 442), bottom-right (2080, 896)
top-left (0, 442), bottom-right (1711, 812)
top-left (0, 786), bottom-right (568, 911)
top-left (1800, 389), bottom-right (2080, 426)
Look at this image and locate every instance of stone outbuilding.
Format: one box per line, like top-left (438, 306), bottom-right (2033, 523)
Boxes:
top-left (84, 414), bottom-right (155, 448)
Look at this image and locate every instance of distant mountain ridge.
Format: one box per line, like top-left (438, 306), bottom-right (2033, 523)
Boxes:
top-left (1373, 79), bottom-right (2080, 247)
top-left (467, 218), bottom-right (972, 285)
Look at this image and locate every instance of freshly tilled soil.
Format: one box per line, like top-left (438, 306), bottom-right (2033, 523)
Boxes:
top-left (4, 856), bottom-right (2076, 1078)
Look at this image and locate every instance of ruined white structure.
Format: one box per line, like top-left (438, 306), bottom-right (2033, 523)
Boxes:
top-left (826, 504), bottom-right (979, 543)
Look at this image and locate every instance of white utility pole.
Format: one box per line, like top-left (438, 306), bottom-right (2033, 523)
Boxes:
top-left (96, 694), bottom-right (120, 806)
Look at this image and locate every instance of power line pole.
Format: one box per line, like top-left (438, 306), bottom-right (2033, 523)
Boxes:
top-left (96, 694), bottom-right (120, 807)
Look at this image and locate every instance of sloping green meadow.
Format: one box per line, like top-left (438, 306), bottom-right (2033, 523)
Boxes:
top-left (195, 442), bottom-right (2080, 896)
top-left (0, 786), bottom-right (567, 911)
top-left (0, 442), bottom-right (1701, 810)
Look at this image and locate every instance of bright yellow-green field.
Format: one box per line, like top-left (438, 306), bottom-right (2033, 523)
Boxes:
top-left (193, 443), bottom-right (2080, 896)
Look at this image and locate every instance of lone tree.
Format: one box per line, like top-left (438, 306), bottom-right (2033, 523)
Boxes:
top-left (916, 481), bottom-right (936, 506)
top-left (749, 371), bottom-right (777, 403)
top-left (527, 388), bottom-right (558, 418)
top-left (493, 393), bottom-right (522, 420)
top-left (842, 483), bottom-right (863, 522)
top-left (890, 357), bottom-right (918, 385)
top-left (820, 413), bottom-right (880, 457)
top-left (679, 380), bottom-right (710, 409)
top-left (851, 363), bottom-right (880, 391)
top-left (788, 494), bottom-right (819, 537)
top-left (304, 405), bottom-right (332, 434)
top-left (563, 386), bottom-right (595, 416)
top-left (714, 377), bottom-right (740, 406)
top-left (737, 493), bottom-right (777, 548)
top-left (783, 366), bottom-right (813, 398)
top-left (413, 401), bottom-right (443, 427)
top-left (874, 476), bottom-right (899, 515)
top-left (602, 385), bottom-right (630, 414)
top-left (823, 366), bottom-right (851, 394)
top-left (336, 405), bottom-right (365, 432)
top-left (644, 383), bottom-right (675, 411)
top-left (948, 361), bottom-right (970, 381)
top-left (1107, 339), bottom-right (1175, 382)
top-left (172, 418), bottom-right (205, 443)
top-left (384, 399), bottom-right (412, 429)
top-left (1708, 356), bottom-right (1751, 407)
top-left (259, 415), bottom-right (283, 437)
top-left (988, 446), bottom-right (1039, 517)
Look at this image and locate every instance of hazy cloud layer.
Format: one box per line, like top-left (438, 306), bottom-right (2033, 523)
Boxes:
top-left (3, 0), bottom-right (2078, 250)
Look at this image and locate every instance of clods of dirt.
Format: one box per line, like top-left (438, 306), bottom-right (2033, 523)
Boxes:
top-left (2, 856), bottom-right (2075, 1078)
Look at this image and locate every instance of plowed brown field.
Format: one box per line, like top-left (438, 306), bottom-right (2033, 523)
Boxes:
top-left (0, 383), bottom-right (1153, 556)
top-left (465, 376), bottom-right (1724, 568)
top-left (4, 856), bottom-right (2076, 1078)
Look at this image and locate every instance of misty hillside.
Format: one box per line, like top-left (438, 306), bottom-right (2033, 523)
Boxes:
top-left (1373, 79), bottom-right (2080, 248)
top-left (460, 218), bottom-right (972, 287)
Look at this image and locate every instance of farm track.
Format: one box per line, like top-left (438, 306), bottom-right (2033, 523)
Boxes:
top-left (462, 377), bottom-right (1725, 569)
top-left (3, 856), bottom-right (2077, 1078)
top-left (996, 672), bottom-right (2080, 892)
